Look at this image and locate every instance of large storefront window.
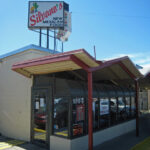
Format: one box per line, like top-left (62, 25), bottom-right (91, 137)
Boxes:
top-left (72, 97), bottom-right (85, 137)
top-left (93, 98), bottom-right (99, 130)
top-left (125, 97), bottom-right (131, 118)
top-left (118, 97), bottom-right (128, 121)
top-left (110, 98), bottom-right (117, 125)
top-left (53, 97), bottom-right (68, 137)
top-left (100, 98), bottom-right (110, 128)
top-left (131, 96), bottom-right (136, 117)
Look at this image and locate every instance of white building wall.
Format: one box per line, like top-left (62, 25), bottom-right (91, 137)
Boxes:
top-left (0, 50), bottom-right (50, 141)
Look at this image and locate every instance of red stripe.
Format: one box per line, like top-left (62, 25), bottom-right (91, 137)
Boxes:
top-left (12, 55), bottom-right (72, 70)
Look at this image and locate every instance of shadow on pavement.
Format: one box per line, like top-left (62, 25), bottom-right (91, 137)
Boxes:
top-left (94, 113), bottom-right (150, 150)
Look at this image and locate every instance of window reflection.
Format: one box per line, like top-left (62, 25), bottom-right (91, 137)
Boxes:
top-left (72, 97), bottom-right (85, 136)
top-left (110, 98), bottom-right (117, 125)
top-left (53, 97), bottom-right (68, 137)
top-left (131, 97), bottom-right (136, 117)
top-left (93, 98), bottom-right (98, 130)
top-left (118, 97), bottom-right (129, 121)
top-left (125, 97), bottom-right (130, 118)
top-left (100, 98), bottom-right (109, 128)
top-left (34, 95), bottom-right (46, 142)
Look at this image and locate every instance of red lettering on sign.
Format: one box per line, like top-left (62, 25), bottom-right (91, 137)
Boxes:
top-left (59, 3), bottom-right (63, 10)
top-left (53, 6), bottom-right (57, 13)
top-left (30, 15), bottom-right (36, 26)
top-left (29, 3), bottom-right (62, 27)
top-left (36, 14), bottom-right (40, 23)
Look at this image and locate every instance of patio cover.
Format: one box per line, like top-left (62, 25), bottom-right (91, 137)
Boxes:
top-left (12, 48), bottom-right (142, 80)
top-left (12, 49), bottom-right (99, 77)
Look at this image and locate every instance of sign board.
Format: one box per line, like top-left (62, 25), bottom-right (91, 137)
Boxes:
top-left (57, 11), bottom-right (72, 42)
top-left (28, 1), bottom-right (65, 28)
top-left (76, 104), bottom-right (85, 121)
top-left (100, 99), bottom-right (109, 115)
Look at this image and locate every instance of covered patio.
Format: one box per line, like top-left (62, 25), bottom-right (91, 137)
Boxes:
top-left (12, 49), bottom-right (142, 150)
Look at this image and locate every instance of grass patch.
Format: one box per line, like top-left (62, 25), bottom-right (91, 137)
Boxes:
top-left (131, 137), bottom-right (150, 150)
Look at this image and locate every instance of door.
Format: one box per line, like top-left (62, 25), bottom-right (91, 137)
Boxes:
top-left (31, 87), bottom-right (51, 149)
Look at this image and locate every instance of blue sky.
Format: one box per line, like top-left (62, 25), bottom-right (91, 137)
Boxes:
top-left (0, 0), bottom-right (150, 73)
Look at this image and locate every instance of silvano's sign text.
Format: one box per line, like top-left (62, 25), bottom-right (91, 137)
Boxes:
top-left (28, 1), bottom-right (64, 28)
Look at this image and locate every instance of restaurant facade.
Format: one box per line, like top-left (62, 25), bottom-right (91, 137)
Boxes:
top-left (0, 44), bottom-right (143, 150)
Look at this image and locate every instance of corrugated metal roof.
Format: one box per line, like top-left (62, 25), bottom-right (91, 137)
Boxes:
top-left (0, 44), bottom-right (59, 59)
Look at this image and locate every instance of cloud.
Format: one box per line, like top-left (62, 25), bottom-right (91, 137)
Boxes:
top-left (139, 64), bottom-right (150, 75)
top-left (102, 52), bottom-right (150, 75)
top-left (102, 52), bottom-right (143, 61)
top-left (135, 57), bottom-right (150, 64)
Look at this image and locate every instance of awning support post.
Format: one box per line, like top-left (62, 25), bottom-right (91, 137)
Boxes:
top-left (135, 80), bottom-right (139, 137)
top-left (88, 71), bottom-right (93, 150)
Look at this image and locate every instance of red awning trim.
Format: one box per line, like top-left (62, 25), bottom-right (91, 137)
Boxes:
top-left (12, 48), bottom-right (142, 80)
top-left (70, 55), bottom-right (89, 71)
top-left (89, 56), bottom-right (128, 72)
top-left (12, 55), bottom-right (72, 70)
top-left (12, 49), bottom-right (96, 68)
top-left (119, 62), bottom-right (136, 79)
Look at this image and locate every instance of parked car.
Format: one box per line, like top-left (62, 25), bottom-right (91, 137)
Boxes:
top-left (35, 111), bottom-right (46, 128)
top-left (110, 99), bottom-right (129, 120)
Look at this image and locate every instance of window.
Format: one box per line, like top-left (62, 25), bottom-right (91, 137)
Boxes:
top-left (93, 98), bottom-right (99, 130)
top-left (118, 97), bottom-right (127, 121)
top-left (100, 98), bottom-right (110, 128)
top-left (72, 97), bottom-right (85, 137)
top-left (125, 97), bottom-right (131, 118)
top-left (53, 97), bottom-right (68, 137)
top-left (34, 95), bottom-right (47, 141)
top-left (131, 97), bottom-right (136, 117)
top-left (110, 98), bottom-right (117, 125)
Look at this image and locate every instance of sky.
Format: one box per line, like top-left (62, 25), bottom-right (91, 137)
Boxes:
top-left (0, 0), bottom-right (150, 74)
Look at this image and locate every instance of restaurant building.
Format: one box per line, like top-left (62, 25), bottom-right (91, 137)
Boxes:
top-left (0, 45), bottom-right (142, 150)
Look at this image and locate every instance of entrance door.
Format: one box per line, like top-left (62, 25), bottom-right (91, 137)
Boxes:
top-left (31, 87), bottom-right (51, 148)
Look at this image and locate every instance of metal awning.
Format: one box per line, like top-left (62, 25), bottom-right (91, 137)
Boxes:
top-left (12, 49), bottom-right (99, 77)
top-left (12, 49), bottom-right (143, 80)
top-left (92, 56), bottom-right (142, 81)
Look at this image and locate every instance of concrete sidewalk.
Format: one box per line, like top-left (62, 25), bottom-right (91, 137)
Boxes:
top-left (94, 114), bottom-right (150, 150)
top-left (0, 136), bottom-right (46, 150)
